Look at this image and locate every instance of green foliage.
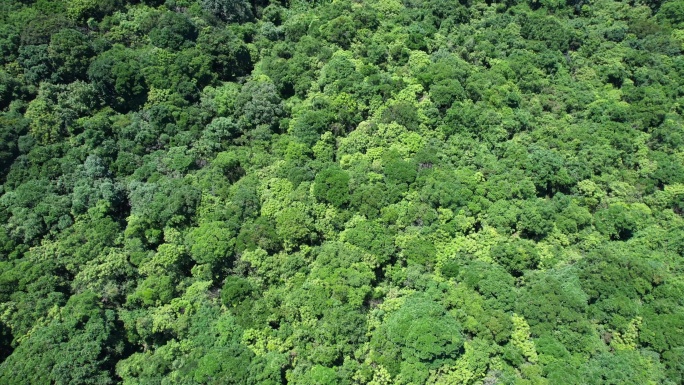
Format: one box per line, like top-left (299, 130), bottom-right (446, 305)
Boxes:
top-left (201, 0), bottom-right (253, 23)
top-left (127, 178), bottom-right (201, 242)
top-left (341, 219), bottom-right (395, 265)
top-left (66, 0), bottom-right (121, 22)
top-left (313, 166), bottom-right (350, 207)
top-left (306, 241), bottom-right (376, 308)
top-left (0, 0), bottom-right (683, 383)
top-left (187, 221), bottom-right (236, 266)
top-left (48, 29), bottom-right (94, 83)
top-left (0, 111), bottom-right (29, 175)
top-left (0, 292), bottom-right (122, 385)
top-left (384, 157), bottom-right (417, 185)
top-left (236, 216), bottom-right (281, 253)
top-left (660, 0), bottom-right (684, 27)
top-left (578, 247), bottom-right (663, 303)
top-left (490, 238), bottom-right (540, 277)
top-left (149, 11), bottom-right (198, 51)
top-left (370, 294), bottom-right (464, 376)
top-left (25, 81), bottom-right (99, 144)
top-left (275, 202), bottom-right (315, 248)
top-left (289, 110), bottom-right (332, 146)
top-left (197, 27), bottom-right (252, 80)
top-left (128, 274), bottom-right (176, 306)
top-left (221, 275), bottom-right (252, 305)
top-left (581, 350), bottom-right (666, 385)
top-left (88, 46), bottom-right (147, 111)
top-left (595, 203), bottom-right (652, 240)
top-left (236, 79), bottom-right (284, 135)
top-left (517, 270), bottom-right (589, 341)
top-left (72, 249), bottom-right (136, 303)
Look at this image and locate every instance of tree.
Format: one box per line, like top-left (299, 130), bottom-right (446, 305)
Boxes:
top-left (2, 0), bottom-right (684, 382)
top-left (201, 0), bottom-right (253, 23)
top-left (290, 110), bottom-right (332, 146)
top-left (0, 292), bottom-right (122, 385)
top-left (0, 24), bottom-right (20, 66)
top-left (236, 79), bottom-right (284, 135)
top-left (370, 294), bottom-right (464, 377)
top-left (88, 46), bottom-right (147, 111)
top-left (221, 276), bottom-right (253, 306)
top-left (341, 219), bottom-right (395, 265)
top-left (66, 0), bottom-right (121, 22)
top-left (526, 146), bottom-right (572, 197)
top-left (490, 238), bottom-right (540, 277)
top-left (580, 350), bottom-right (666, 385)
top-left (236, 216), bottom-right (281, 253)
top-left (149, 12), bottom-right (198, 51)
top-left (659, 1), bottom-right (684, 27)
top-left (17, 44), bottom-right (52, 85)
top-left (186, 221), bottom-right (236, 267)
top-left (126, 178), bottom-right (201, 244)
top-left (313, 166), bottom-right (350, 207)
top-left (384, 157), bottom-right (417, 185)
top-left (48, 28), bottom-right (93, 83)
top-left (197, 27), bottom-right (252, 80)
top-left (594, 203), bottom-right (651, 241)
top-left (275, 202), bottom-right (315, 248)
top-left (0, 112), bottom-right (29, 177)
top-left (71, 249), bottom-right (136, 304)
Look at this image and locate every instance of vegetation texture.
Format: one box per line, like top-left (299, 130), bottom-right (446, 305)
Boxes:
top-left (1, 0), bottom-right (684, 383)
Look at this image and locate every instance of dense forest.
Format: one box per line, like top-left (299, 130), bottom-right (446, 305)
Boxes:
top-left (0, 0), bottom-right (683, 383)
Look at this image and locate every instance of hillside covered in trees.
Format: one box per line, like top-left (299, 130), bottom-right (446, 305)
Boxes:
top-left (1, 0), bottom-right (684, 383)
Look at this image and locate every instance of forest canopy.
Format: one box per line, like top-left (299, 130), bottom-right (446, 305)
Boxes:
top-left (1, 0), bottom-right (684, 383)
